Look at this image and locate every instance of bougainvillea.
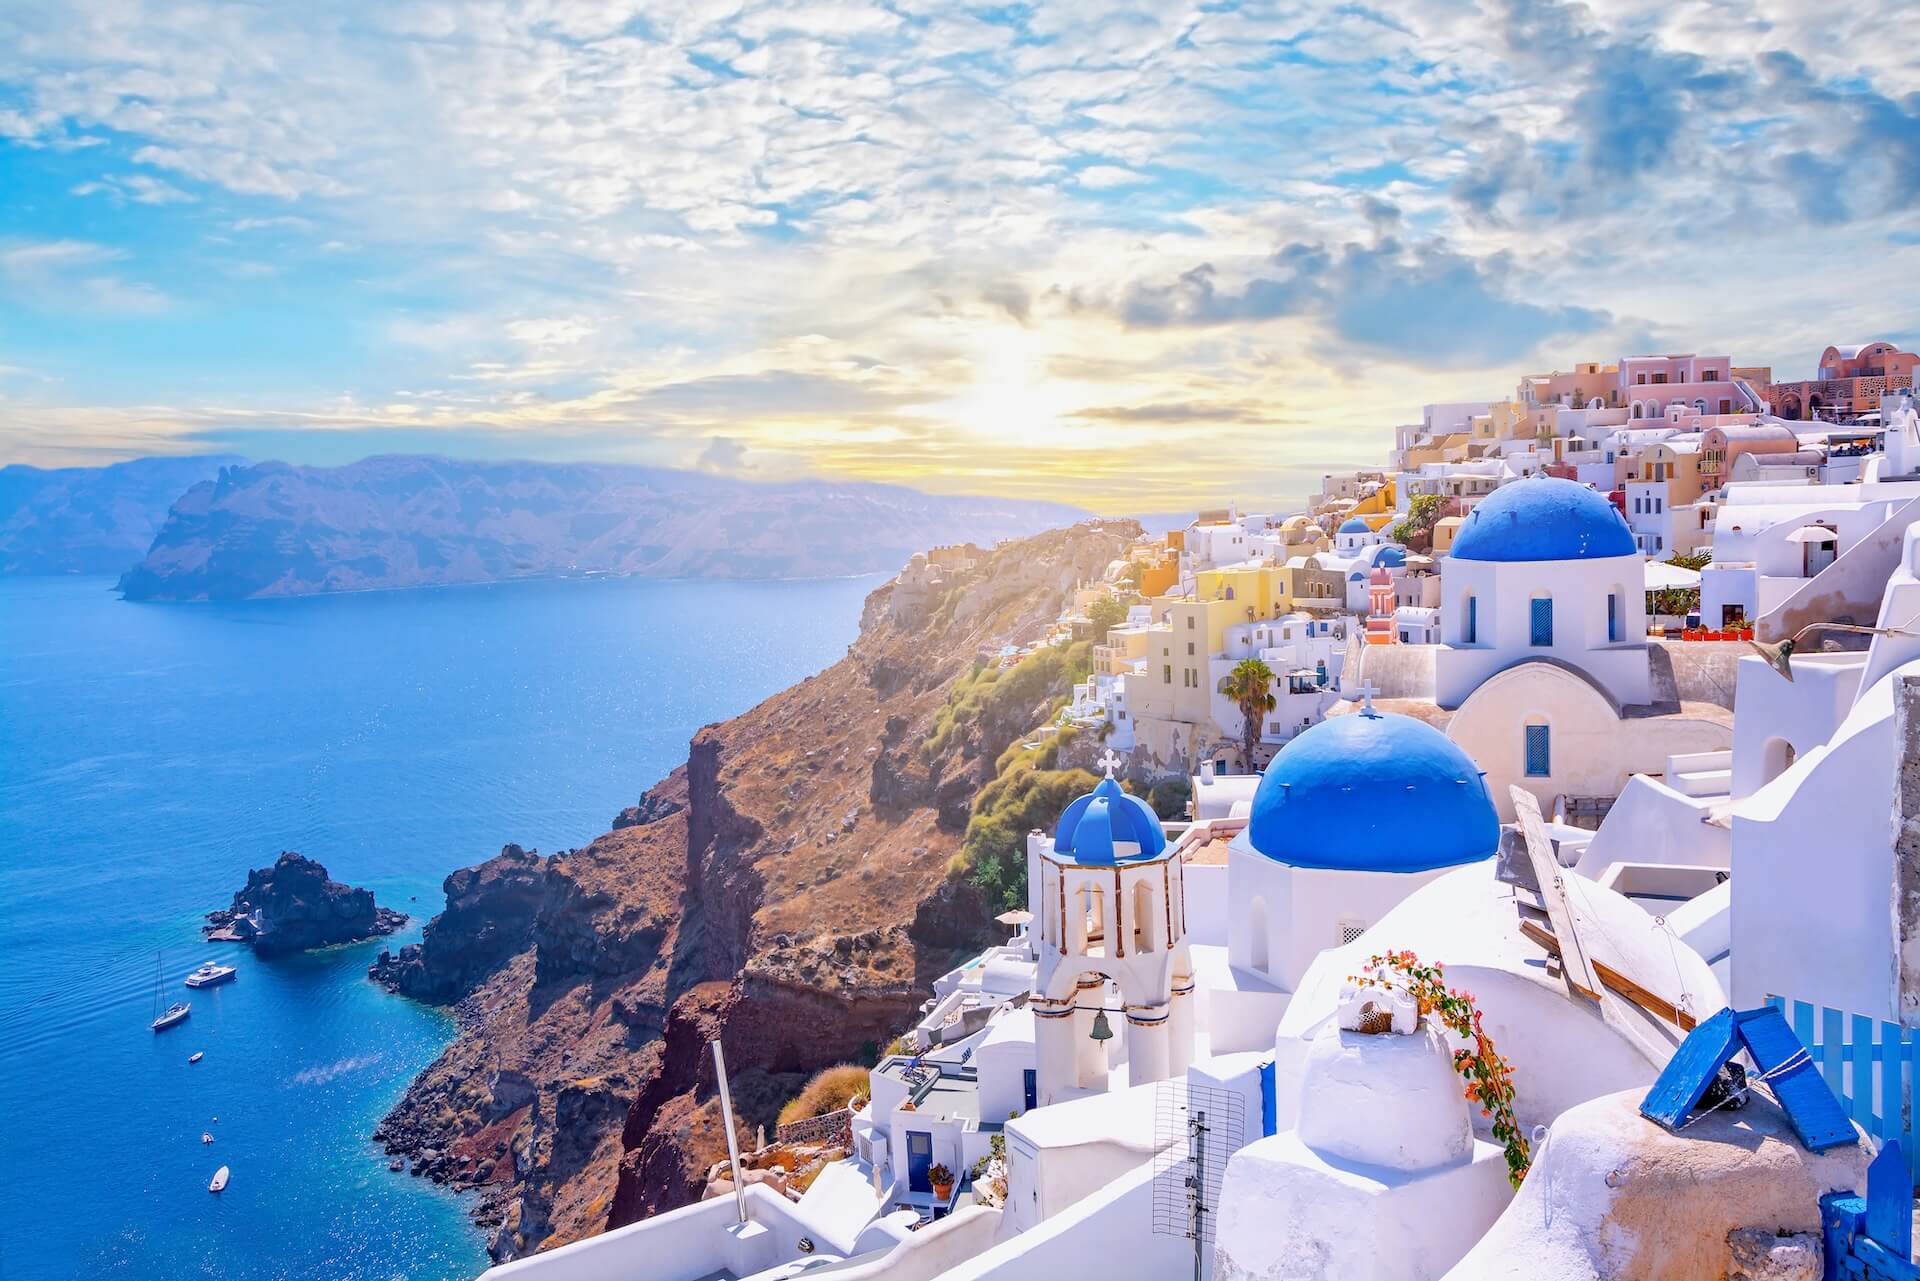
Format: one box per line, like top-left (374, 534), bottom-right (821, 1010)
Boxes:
top-left (1351, 950), bottom-right (1530, 1187)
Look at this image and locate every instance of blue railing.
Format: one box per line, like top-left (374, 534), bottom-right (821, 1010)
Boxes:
top-left (1768, 996), bottom-right (1920, 1186)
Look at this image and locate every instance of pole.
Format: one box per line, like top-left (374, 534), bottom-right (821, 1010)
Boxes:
top-left (712, 1040), bottom-right (748, 1225)
top-left (1192, 1108), bottom-right (1207, 1281)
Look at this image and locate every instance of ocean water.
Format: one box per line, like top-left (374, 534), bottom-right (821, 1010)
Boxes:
top-left (0, 572), bottom-right (878, 1281)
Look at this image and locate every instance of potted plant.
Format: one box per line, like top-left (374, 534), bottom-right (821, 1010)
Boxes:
top-left (928, 1163), bottom-right (954, 1202)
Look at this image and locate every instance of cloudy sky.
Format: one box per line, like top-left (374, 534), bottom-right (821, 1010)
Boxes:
top-left (1, 0), bottom-right (1915, 510)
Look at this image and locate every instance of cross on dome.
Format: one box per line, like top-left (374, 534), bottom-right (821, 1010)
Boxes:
top-left (1097, 747), bottom-right (1126, 778)
top-left (1352, 681), bottom-right (1381, 716)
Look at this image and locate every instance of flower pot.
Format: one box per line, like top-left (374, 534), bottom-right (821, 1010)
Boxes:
top-left (931, 1181), bottom-right (953, 1202)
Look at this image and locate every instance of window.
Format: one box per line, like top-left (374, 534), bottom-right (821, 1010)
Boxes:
top-left (1163, 664), bottom-right (1172, 684)
top-left (1465, 595), bottom-right (1478, 644)
top-left (1338, 921), bottom-right (1368, 947)
top-left (1525, 725), bottom-right (1551, 777)
top-left (1187, 642), bottom-right (1195, 656)
top-left (1530, 597), bottom-right (1553, 646)
top-left (1607, 593), bottom-right (1620, 642)
top-left (1186, 616), bottom-right (1195, 629)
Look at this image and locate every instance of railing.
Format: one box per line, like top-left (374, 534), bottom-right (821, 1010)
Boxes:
top-left (1766, 995), bottom-right (1920, 1187)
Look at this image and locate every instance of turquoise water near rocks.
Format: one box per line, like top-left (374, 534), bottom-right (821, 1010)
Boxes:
top-left (0, 573), bottom-right (877, 1281)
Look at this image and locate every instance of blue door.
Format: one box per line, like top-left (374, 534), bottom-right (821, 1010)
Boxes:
top-left (907, 1131), bottom-right (933, 1194)
top-left (1023, 1068), bottom-right (1037, 1112)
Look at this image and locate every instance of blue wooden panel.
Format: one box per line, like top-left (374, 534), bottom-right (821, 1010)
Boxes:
top-left (1530, 597), bottom-right (1553, 646)
top-left (1867, 1141), bottom-right (1912, 1260)
top-left (1906, 1029), bottom-right (1920, 1190)
top-left (1795, 1001), bottom-right (1817, 1061)
top-left (1259, 1059), bottom-right (1277, 1138)
top-left (1827, 1191), bottom-right (1867, 1280)
top-left (1853, 1237), bottom-right (1920, 1281)
top-left (1524, 724), bottom-right (1551, 778)
top-left (1738, 1007), bottom-right (1859, 1152)
top-left (1856, 1015), bottom-right (1880, 1132)
top-left (1828, 1007), bottom-right (1849, 1099)
top-left (1642, 1007), bottom-right (1740, 1132)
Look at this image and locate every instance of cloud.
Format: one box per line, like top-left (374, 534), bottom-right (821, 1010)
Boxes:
top-left (695, 435), bottom-right (750, 473)
top-left (1119, 236), bottom-right (1609, 367)
top-left (0, 238), bottom-right (170, 314)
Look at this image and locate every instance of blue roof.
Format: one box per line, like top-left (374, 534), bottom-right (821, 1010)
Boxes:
top-left (1054, 776), bottom-right (1167, 865)
top-left (1374, 545), bottom-right (1407, 568)
top-left (1338, 517), bottom-right (1370, 534)
top-left (1450, 476), bottom-right (1636, 563)
top-left (1244, 711), bottom-right (1498, 872)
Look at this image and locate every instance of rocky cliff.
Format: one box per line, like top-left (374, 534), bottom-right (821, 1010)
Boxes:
top-left (369, 520), bottom-right (1136, 1261)
top-left (206, 852), bottom-right (406, 955)
top-left (0, 453), bottom-right (242, 576)
top-left (117, 454), bottom-right (1085, 600)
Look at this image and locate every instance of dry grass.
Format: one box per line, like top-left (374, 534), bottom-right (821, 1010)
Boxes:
top-left (777, 1064), bottom-right (871, 1127)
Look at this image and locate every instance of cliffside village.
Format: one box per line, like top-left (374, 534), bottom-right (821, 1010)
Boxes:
top-left (479, 342), bottom-right (1920, 1281)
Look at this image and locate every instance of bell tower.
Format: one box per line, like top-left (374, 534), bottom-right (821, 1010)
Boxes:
top-left (1028, 751), bottom-right (1193, 1104)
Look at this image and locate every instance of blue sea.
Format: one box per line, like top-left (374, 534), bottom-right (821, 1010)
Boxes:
top-left (0, 573), bottom-right (878, 1281)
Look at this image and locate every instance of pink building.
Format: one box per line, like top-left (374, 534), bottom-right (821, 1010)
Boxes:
top-left (1519, 353), bottom-right (1770, 418)
top-left (1764, 341), bottom-right (1919, 421)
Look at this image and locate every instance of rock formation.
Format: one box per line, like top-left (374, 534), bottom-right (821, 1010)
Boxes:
top-left (205, 852), bottom-right (406, 955)
top-left (369, 520), bottom-right (1137, 1262)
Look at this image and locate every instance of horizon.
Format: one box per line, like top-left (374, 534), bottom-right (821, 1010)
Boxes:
top-left (3, 2), bottom-right (1917, 511)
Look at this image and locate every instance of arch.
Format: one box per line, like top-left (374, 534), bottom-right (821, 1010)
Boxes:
top-left (1630, 399), bottom-right (1646, 419)
top-left (1132, 880), bottom-right (1156, 954)
top-left (1761, 736), bottom-right (1796, 786)
top-left (1693, 397), bottom-right (1708, 415)
top-left (1781, 393), bottom-right (1803, 420)
top-left (1645, 397), bottom-right (1661, 417)
top-left (1247, 895), bottom-right (1269, 972)
top-left (1077, 883), bottom-right (1106, 952)
top-left (1586, 397), bottom-right (1604, 411)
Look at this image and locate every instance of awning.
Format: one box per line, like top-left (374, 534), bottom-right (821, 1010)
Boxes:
top-left (1785, 526), bottom-right (1838, 544)
top-left (1643, 560), bottom-right (1701, 589)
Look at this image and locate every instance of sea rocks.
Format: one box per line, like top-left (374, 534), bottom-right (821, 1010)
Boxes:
top-left (369, 844), bottom-right (548, 1002)
top-left (204, 852), bottom-right (405, 955)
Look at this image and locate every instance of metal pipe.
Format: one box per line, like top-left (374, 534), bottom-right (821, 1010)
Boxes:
top-left (712, 1039), bottom-right (748, 1225)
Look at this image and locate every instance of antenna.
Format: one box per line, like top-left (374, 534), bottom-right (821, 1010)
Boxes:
top-left (1153, 1080), bottom-right (1246, 1281)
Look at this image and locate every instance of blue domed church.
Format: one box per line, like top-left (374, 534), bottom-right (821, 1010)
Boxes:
top-left (1228, 704), bottom-right (1499, 991)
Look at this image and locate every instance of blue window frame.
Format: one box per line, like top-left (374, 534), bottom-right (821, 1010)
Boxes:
top-left (1465, 596), bottom-right (1478, 644)
top-left (1607, 593), bottom-right (1619, 643)
top-left (1525, 725), bottom-right (1551, 777)
top-left (1530, 598), bottom-right (1553, 646)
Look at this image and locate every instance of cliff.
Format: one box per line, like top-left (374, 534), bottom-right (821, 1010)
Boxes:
top-left (116, 454), bottom-right (1085, 600)
top-left (368, 520), bottom-right (1137, 1261)
top-left (205, 852), bottom-right (407, 955)
top-left (0, 454), bottom-right (242, 576)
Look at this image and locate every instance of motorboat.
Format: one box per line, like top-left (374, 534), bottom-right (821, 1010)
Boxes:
top-left (189, 1052), bottom-right (204, 1063)
top-left (152, 1002), bottom-right (191, 1032)
top-left (208, 1165), bottom-right (230, 1193)
top-left (202, 1132), bottom-right (214, 1145)
top-left (185, 962), bottom-right (238, 989)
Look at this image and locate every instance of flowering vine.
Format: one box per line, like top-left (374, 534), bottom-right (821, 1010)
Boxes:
top-left (1351, 950), bottom-right (1530, 1187)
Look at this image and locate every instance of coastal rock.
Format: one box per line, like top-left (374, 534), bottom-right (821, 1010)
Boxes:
top-left (374, 521), bottom-right (1139, 1263)
top-left (204, 852), bottom-right (405, 955)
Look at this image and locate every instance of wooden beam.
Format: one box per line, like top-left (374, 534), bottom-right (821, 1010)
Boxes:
top-left (1519, 916), bottom-right (1695, 1028)
top-left (1510, 786), bottom-right (1602, 1005)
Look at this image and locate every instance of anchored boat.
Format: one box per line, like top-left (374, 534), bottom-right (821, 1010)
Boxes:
top-left (208, 1165), bottom-right (229, 1193)
top-left (185, 962), bottom-right (237, 989)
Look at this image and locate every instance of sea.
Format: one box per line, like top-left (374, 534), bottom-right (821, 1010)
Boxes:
top-left (0, 572), bottom-right (879, 1281)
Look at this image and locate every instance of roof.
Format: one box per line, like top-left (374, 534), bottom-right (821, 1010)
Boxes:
top-left (1451, 476), bottom-right (1637, 563)
top-left (1338, 517), bottom-right (1370, 534)
top-left (1241, 710), bottom-right (1498, 872)
top-left (1053, 776), bottom-right (1166, 865)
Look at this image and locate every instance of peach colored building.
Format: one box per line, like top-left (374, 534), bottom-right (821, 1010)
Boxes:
top-left (1698, 423), bottom-right (1800, 489)
top-left (1764, 341), bottom-right (1919, 421)
top-left (1519, 353), bottom-right (1769, 419)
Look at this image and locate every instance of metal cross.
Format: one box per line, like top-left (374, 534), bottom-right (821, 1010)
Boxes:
top-left (1352, 681), bottom-right (1381, 715)
top-left (1097, 747), bottom-right (1126, 778)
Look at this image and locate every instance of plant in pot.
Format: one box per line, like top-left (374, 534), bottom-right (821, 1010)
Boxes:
top-left (928, 1163), bottom-right (954, 1202)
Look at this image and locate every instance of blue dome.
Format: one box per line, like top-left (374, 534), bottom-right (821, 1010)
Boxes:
top-left (1338, 517), bottom-right (1370, 535)
top-left (1450, 476), bottom-right (1635, 563)
top-left (1054, 776), bottom-right (1167, 865)
top-left (1374, 545), bottom-right (1407, 568)
top-left (1244, 711), bottom-right (1497, 872)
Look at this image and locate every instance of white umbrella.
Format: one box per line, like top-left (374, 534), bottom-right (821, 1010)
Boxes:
top-left (1642, 560), bottom-right (1701, 590)
top-left (1785, 525), bottom-right (1837, 544)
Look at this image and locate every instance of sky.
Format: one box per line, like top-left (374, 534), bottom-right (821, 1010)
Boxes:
top-left (1, 0), bottom-right (1916, 511)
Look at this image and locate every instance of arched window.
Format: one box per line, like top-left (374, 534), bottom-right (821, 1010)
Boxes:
top-left (1247, 895), bottom-right (1269, 973)
top-left (1132, 880), bottom-right (1155, 954)
top-left (1607, 589), bottom-right (1623, 643)
top-left (1463, 593), bottom-right (1478, 643)
top-left (1530, 595), bottom-right (1553, 646)
top-left (1081, 885), bottom-right (1106, 950)
top-left (1761, 737), bottom-right (1796, 785)
top-left (1524, 723), bottom-right (1551, 778)
top-left (1630, 400), bottom-right (1645, 419)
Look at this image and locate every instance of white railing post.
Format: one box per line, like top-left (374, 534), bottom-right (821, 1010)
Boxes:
top-left (713, 1040), bottom-right (748, 1225)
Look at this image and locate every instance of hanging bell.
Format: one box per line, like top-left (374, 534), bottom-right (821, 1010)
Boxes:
top-left (1089, 1009), bottom-right (1114, 1042)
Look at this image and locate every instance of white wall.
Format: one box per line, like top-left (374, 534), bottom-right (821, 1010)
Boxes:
top-left (1571, 774), bottom-right (1729, 879)
top-left (1728, 652), bottom-right (1866, 798)
top-left (939, 1158), bottom-right (1193, 1281)
top-left (1228, 844), bottom-right (1453, 992)
top-left (1435, 553), bottom-right (1650, 709)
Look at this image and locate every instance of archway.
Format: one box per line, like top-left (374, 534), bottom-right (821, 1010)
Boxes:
top-left (1761, 736), bottom-right (1796, 785)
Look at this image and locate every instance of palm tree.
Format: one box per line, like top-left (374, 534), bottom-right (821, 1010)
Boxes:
top-left (1218, 658), bottom-right (1277, 773)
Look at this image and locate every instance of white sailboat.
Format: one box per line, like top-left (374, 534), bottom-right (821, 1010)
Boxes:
top-left (208, 1165), bottom-right (230, 1193)
top-left (150, 952), bottom-right (190, 1032)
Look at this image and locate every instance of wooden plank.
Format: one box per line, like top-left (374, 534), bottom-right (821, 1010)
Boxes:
top-left (1509, 786), bottom-right (1601, 1004)
top-left (1825, 1191), bottom-right (1867, 1278)
top-left (1880, 1022), bottom-right (1904, 1158)
top-left (1641, 1006), bottom-right (1739, 1132)
top-left (1855, 1014), bottom-right (1879, 1133)
top-left (1906, 1026), bottom-right (1920, 1190)
top-left (1593, 958), bottom-right (1698, 1032)
top-left (1866, 1140), bottom-right (1913, 1259)
top-left (1853, 1236), bottom-right (1920, 1281)
top-left (1736, 1007), bottom-right (1859, 1152)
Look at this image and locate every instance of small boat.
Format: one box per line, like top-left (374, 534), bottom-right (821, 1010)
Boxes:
top-left (185, 962), bottom-right (238, 989)
top-left (189, 1051), bottom-right (204, 1063)
top-left (152, 1002), bottom-right (191, 1032)
top-left (202, 1132), bottom-right (214, 1145)
top-left (208, 1165), bottom-right (230, 1193)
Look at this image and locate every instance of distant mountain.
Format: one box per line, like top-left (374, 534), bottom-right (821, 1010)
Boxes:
top-left (0, 454), bottom-right (244, 576)
top-left (117, 455), bottom-right (1089, 601)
